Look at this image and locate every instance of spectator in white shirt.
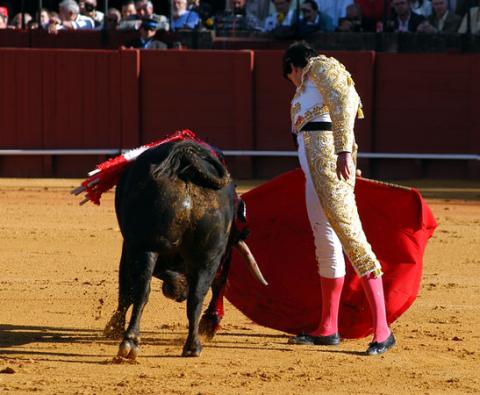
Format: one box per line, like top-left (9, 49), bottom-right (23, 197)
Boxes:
top-left (49, 0), bottom-right (95, 33)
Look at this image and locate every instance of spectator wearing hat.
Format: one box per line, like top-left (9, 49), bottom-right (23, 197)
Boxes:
top-left (128, 18), bottom-right (168, 48)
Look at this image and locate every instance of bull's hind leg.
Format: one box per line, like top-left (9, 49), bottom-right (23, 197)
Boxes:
top-left (105, 242), bottom-right (132, 339)
top-left (117, 250), bottom-right (158, 360)
top-left (199, 249), bottom-right (232, 340)
top-left (183, 260), bottom-right (220, 357)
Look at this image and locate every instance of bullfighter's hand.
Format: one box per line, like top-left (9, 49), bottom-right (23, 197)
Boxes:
top-left (336, 152), bottom-right (353, 181)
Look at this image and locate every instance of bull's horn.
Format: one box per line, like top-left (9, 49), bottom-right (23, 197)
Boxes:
top-left (235, 240), bottom-right (268, 286)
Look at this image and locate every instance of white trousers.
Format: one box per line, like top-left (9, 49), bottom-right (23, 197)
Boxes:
top-left (297, 132), bottom-right (346, 279)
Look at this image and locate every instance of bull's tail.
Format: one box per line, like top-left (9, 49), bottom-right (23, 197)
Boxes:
top-left (153, 141), bottom-right (230, 189)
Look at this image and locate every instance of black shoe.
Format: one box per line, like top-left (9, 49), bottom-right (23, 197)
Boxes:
top-left (288, 333), bottom-right (341, 346)
top-left (366, 332), bottom-right (396, 355)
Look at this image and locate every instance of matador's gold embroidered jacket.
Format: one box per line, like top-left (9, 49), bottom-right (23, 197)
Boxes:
top-left (290, 55), bottom-right (364, 154)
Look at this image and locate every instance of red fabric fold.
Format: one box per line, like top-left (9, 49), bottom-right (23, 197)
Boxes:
top-left (225, 169), bottom-right (437, 339)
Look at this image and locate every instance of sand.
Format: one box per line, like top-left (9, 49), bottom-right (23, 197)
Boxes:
top-left (0, 178), bottom-right (479, 394)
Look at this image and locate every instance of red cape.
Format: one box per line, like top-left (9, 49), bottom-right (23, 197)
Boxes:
top-left (225, 169), bottom-right (437, 339)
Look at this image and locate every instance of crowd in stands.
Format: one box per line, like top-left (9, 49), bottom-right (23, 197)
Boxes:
top-left (0, 0), bottom-right (479, 39)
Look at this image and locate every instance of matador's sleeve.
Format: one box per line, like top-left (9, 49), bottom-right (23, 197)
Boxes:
top-left (308, 56), bottom-right (363, 154)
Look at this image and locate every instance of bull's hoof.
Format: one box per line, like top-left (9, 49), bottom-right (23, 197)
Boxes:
top-left (104, 312), bottom-right (125, 339)
top-left (181, 345), bottom-right (202, 357)
top-left (199, 312), bottom-right (222, 341)
top-left (117, 339), bottom-right (140, 360)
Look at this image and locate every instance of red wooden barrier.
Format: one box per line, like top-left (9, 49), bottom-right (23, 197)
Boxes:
top-left (375, 53), bottom-right (480, 154)
top-left (0, 29), bottom-right (29, 48)
top-left (0, 48), bottom-right (140, 176)
top-left (140, 49), bottom-right (254, 177)
top-left (29, 30), bottom-right (104, 49)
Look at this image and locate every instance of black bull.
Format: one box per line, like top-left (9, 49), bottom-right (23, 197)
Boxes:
top-left (103, 140), bottom-right (267, 359)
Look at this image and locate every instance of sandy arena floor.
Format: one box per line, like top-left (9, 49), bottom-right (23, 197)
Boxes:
top-left (0, 178), bottom-right (479, 394)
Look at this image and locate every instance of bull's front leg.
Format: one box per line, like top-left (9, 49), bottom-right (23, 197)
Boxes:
top-left (183, 263), bottom-right (219, 357)
top-left (105, 242), bottom-right (132, 339)
top-left (117, 250), bottom-right (157, 361)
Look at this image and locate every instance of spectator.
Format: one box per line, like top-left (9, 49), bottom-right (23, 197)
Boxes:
top-left (189, 0), bottom-right (214, 29)
top-left (0, 8), bottom-right (7, 29)
top-left (39, 8), bottom-right (51, 29)
top-left (336, 3), bottom-right (376, 32)
top-left (317, 0), bottom-right (353, 28)
top-left (297, 0), bottom-right (335, 36)
top-left (385, 0), bottom-right (425, 32)
top-left (135, 0), bottom-right (169, 31)
top-left (0, 6), bottom-right (7, 20)
top-left (122, 0), bottom-right (138, 19)
top-left (416, 0), bottom-right (461, 32)
top-left (79, 0), bottom-right (104, 28)
top-left (103, 7), bottom-right (122, 29)
top-left (128, 17), bottom-right (168, 48)
top-left (9, 13), bottom-right (32, 29)
top-left (172, 0), bottom-right (201, 31)
top-left (48, 0), bottom-right (95, 33)
top-left (263, 0), bottom-right (298, 32)
top-left (119, 0), bottom-right (141, 30)
top-left (245, 0), bottom-right (271, 30)
top-left (215, 0), bottom-right (259, 31)
top-left (458, 3), bottom-right (480, 33)
top-left (411, 0), bottom-right (433, 17)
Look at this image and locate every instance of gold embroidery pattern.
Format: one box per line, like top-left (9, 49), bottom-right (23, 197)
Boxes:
top-left (303, 132), bottom-right (382, 277)
top-left (293, 105), bottom-right (329, 134)
top-left (304, 56), bottom-right (362, 153)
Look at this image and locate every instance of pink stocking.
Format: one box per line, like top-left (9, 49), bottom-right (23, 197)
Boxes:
top-left (311, 276), bottom-right (344, 336)
top-left (360, 273), bottom-right (391, 342)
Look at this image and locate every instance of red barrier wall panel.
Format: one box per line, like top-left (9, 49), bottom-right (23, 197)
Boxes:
top-left (375, 54), bottom-right (478, 154)
top-left (29, 30), bottom-right (103, 49)
top-left (0, 30), bottom-right (29, 48)
top-left (140, 50), bottom-right (254, 150)
top-left (120, 49), bottom-right (141, 148)
top-left (0, 49), bottom-right (43, 148)
top-left (254, 51), bottom-right (375, 152)
top-left (0, 48), bottom-right (140, 176)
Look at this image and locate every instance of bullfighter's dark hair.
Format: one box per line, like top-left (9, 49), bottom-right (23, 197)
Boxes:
top-left (282, 41), bottom-right (317, 80)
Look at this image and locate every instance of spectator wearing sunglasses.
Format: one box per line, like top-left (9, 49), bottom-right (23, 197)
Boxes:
top-left (128, 17), bottom-right (168, 48)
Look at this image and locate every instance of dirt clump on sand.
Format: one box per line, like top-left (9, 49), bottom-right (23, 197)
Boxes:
top-left (0, 179), bottom-right (479, 394)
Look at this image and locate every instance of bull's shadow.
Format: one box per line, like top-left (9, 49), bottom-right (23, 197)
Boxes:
top-left (0, 324), bottom-right (365, 358)
top-left (0, 324), bottom-right (102, 349)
